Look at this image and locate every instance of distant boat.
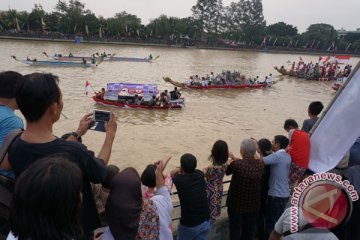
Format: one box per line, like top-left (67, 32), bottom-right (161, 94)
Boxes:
top-left (42, 52), bottom-right (158, 63)
top-left (105, 55), bottom-right (158, 62)
top-left (42, 52), bottom-right (99, 62)
top-left (11, 56), bottom-right (97, 68)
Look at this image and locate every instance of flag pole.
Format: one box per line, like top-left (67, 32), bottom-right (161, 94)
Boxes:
top-left (309, 61), bottom-right (360, 136)
top-left (86, 81), bottom-right (97, 94)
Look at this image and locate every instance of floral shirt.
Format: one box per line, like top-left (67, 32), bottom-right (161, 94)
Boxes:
top-left (204, 164), bottom-right (227, 220)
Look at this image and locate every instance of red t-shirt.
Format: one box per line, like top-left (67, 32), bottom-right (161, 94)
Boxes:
top-left (288, 129), bottom-right (310, 168)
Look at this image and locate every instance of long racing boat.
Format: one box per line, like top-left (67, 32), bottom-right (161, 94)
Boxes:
top-left (163, 77), bottom-right (270, 89)
top-left (274, 66), bottom-right (332, 81)
top-left (42, 52), bottom-right (158, 63)
top-left (11, 56), bottom-right (97, 68)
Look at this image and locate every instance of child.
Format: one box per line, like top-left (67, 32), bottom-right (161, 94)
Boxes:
top-left (284, 119), bottom-right (310, 190)
top-left (141, 164), bottom-right (173, 199)
top-left (203, 140), bottom-right (229, 222)
top-left (301, 101), bottom-right (324, 133)
top-left (171, 153), bottom-right (211, 240)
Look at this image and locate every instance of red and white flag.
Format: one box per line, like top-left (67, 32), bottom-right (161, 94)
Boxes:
top-left (318, 56), bottom-right (323, 62)
top-left (322, 56), bottom-right (331, 64)
top-left (85, 81), bottom-right (92, 95)
top-left (309, 63), bottom-right (360, 172)
top-left (335, 55), bottom-right (350, 65)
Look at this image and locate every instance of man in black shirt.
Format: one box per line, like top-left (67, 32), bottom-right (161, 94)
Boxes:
top-left (171, 153), bottom-right (211, 240)
top-left (0, 73), bottom-right (117, 240)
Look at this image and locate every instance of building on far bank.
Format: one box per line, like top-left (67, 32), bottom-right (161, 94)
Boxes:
top-left (337, 27), bottom-right (360, 38)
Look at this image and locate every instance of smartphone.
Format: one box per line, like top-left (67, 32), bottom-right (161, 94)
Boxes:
top-left (89, 110), bottom-right (111, 132)
top-left (93, 110), bottom-right (110, 122)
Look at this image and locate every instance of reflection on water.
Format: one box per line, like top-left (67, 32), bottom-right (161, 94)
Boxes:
top-left (1, 39), bottom-right (359, 172)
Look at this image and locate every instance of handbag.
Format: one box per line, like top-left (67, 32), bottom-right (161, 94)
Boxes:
top-left (0, 130), bottom-right (23, 237)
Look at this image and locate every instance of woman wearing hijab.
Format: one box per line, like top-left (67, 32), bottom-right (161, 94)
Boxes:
top-left (101, 157), bottom-right (173, 240)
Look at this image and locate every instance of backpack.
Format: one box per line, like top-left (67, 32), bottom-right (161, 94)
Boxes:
top-left (0, 130), bottom-right (23, 238)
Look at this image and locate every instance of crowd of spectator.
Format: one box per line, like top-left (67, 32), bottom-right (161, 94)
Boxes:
top-left (0, 71), bottom-right (359, 240)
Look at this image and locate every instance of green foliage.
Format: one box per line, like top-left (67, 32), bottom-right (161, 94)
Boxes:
top-left (28, 4), bottom-right (45, 31)
top-left (267, 22), bottom-right (297, 36)
top-left (191, 0), bottom-right (224, 34)
top-left (301, 23), bottom-right (338, 49)
top-left (344, 33), bottom-right (360, 43)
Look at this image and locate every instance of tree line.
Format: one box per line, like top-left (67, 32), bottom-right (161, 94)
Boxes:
top-left (0, 0), bottom-right (359, 52)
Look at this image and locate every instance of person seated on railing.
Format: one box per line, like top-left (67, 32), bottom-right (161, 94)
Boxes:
top-left (69, 53), bottom-right (73, 57)
top-left (99, 158), bottom-right (173, 240)
top-left (203, 140), bottom-right (229, 222)
top-left (82, 58), bottom-right (87, 64)
top-left (170, 153), bottom-right (211, 240)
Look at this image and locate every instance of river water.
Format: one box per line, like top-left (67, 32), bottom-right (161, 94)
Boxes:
top-left (1, 39), bottom-right (359, 173)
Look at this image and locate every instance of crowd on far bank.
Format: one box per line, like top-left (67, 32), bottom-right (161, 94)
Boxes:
top-left (0, 71), bottom-right (359, 240)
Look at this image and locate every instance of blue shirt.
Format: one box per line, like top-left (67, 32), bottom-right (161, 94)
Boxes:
top-left (263, 149), bottom-right (291, 198)
top-left (0, 105), bottom-right (24, 178)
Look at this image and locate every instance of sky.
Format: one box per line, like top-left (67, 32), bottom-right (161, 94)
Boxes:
top-left (1, 0), bottom-right (359, 33)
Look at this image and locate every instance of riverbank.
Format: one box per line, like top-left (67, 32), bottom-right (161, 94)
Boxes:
top-left (1, 34), bottom-right (359, 57)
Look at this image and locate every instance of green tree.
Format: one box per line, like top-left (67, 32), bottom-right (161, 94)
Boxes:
top-left (192, 0), bottom-right (224, 34)
top-left (301, 23), bottom-right (338, 49)
top-left (83, 12), bottom-right (98, 35)
top-left (240, 0), bottom-right (266, 44)
top-left (28, 4), bottom-right (45, 31)
top-left (267, 22), bottom-right (297, 36)
top-left (344, 33), bottom-right (360, 43)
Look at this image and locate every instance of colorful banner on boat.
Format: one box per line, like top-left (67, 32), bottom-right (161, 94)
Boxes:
top-left (104, 83), bottom-right (158, 100)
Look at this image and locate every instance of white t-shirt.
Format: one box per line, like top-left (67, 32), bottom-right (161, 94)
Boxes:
top-left (274, 207), bottom-right (338, 240)
top-left (102, 186), bottom-right (173, 240)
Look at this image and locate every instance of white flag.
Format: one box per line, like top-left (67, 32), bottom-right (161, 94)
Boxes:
top-left (309, 62), bottom-right (360, 172)
top-left (99, 26), bottom-right (102, 38)
top-left (15, 18), bottom-right (20, 32)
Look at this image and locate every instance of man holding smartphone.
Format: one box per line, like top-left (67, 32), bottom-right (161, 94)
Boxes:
top-left (0, 73), bottom-right (117, 240)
